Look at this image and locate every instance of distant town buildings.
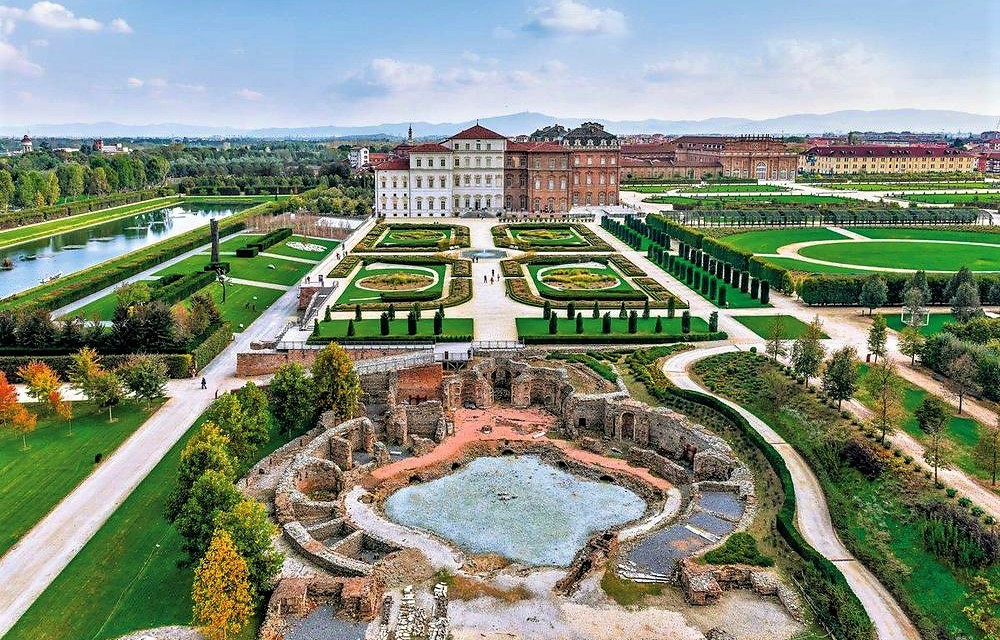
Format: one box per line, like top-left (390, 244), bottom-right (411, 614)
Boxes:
top-left (93, 138), bottom-right (131, 154)
top-left (348, 146), bottom-right (370, 169)
top-left (373, 122), bottom-right (620, 217)
top-left (800, 145), bottom-right (978, 175)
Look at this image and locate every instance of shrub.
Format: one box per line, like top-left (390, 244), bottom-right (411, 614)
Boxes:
top-left (704, 532), bottom-right (774, 567)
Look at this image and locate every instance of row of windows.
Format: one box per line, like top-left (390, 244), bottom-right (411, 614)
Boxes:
top-left (379, 191), bottom-right (617, 211)
top-left (387, 171), bottom-right (619, 191)
top-left (451, 141), bottom-right (497, 151)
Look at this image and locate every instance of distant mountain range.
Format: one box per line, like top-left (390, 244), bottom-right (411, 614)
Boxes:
top-left (4, 109), bottom-right (997, 140)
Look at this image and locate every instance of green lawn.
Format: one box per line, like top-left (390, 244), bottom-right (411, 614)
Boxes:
top-left (516, 315), bottom-right (710, 338)
top-left (881, 312), bottom-right (957, 336)
top-left (719, 228), bottom-right (851, 254)
top-left (904, 193), bottom-right (1000, 204)
top-left (797, 240), bottom-right (1000, 272)
top-left (213, 233), bottom-right (264, 252)
top-left (845, 227), bottom-right (1000, 244)
top-left (263, 235), bottom-right (339, 260)
top-left (825, 182), bottom-right (993, 191)
top-left (155, 253), bottom-right (309, 286)
top-left (509, 225), bottom-right (587, 247)
top-left (0, 401), bottom-right (160, 557)
top-left (4, 410), bottom-right (295, 640)
top-left (527, 262), bottom-right (635, 296)
top-left (678, 184), bottom-right (787, 193)
top-left (336, 263), bottom-right (446, 305)
top-left (314, 317), bottom-right (473, 340)
top-left (621, 184), bottom-right (694, 193)
top-left (645, 194), bottom-right (860, 207)
top-left (734, 314), bottom-right (829, 339)
top-left (376, 226), bottom-right (452, 248)
top-left (751, 256), bottom-right (867, 275)
top-left (0, 197), bottom-right (180, 250)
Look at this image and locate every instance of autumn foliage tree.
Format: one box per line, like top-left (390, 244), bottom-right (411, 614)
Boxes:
top-left (0, 372), bottom-right (37, 450)
top-left (192, 529), bottom-right (253, 640)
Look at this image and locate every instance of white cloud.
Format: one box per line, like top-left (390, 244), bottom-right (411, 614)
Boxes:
top-left (109, 17), bottom-right (132, 34)
top-left (340, 58), bottom-right (436, 97)
top-left (126, 76), bottom-right (143, 87)
top-left (643, 53), bottom-right (714, 81)
top-left (524, 0), bottom-right (625, 37)
top-left (0, 39), bottom-right (42, 75)
top-left (237, 88), bottom-right (263, 101)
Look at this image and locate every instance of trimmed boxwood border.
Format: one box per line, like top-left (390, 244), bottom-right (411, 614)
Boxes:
top-left (492, 222), bottom-right (613, 252)
top-left (521, 332), bottom-right (725, 344)
top-left (353, 222), bottom-right (471, 252)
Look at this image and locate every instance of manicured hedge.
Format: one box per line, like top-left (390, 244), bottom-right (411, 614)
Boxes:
top-left (328, 255), bottom-right (362, 278)
top-left (334, 277), bottom-right (472, 311)
top-left (379, 289), bottom-right (440, 303)
top-left (492, 222), bottom-right (613, 252)
top-left (150, 271), bottom-right (216, 306)
top-left (0, 187), bottom-right (177, 230)
top-left (353, 222), bottom-right (470, 252)
top-left (521, 332), bottom-right (725, 344)
top-left (674, 207), bottom-right (979, 224)
top-left (191, 322), bottom-right (233, 371)
top-left (799, 272), bottom-right (1000, 306)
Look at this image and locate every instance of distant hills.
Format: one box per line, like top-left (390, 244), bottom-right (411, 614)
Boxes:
top-left (4, 109), bottom-right (997, 140)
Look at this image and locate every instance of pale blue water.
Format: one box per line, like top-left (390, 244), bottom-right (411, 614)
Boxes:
top-left (384, 455), bottom-right (647, 567)
top-left (0, 203), bottom-right (248, 300)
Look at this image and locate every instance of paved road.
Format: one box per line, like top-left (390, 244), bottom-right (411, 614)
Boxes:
top-left (0, 221), bottom-right (369, 637)
top-left (663, 345), bottom-right (921, 640)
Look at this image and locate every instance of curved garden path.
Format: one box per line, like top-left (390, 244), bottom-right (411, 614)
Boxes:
top-left (662, 345), bottom-right (920, 640)
top-left (765, 237), bottom-right (1000, 274)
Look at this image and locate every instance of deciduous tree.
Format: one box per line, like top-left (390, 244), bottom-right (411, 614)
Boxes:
top-left (765, 316), bottom-right (787, 362)
top-left (0, 371), bottom-right (37, 450)
top-left (915, 395), bottom-right (951, 485)
top-left (167, 423), bottom-right (235, 521)
top-left (268, 363), bottom-right (316, 436)
top-left (311, 343), bottom-right (360, 422)
top-left (862, 361), bottom-right (904, 444)
top-left (867, 314), bottom-right (888, 364)
top-left (118, 354), bottom-right (168, 407)
top-left (192, 529), bottom-right (253, 640)
top-left (175, 469), bottom-right (242, 561)
top-left (973, 413), bottom-right (1000, 486)
top-left (951, 281), bottom-right (982, 323)
top-left (859, 273), bottom-right (888, 315)
top-left (946, 352), bottom-right (981, 414)
top-left (822, 347), bottom-right (859, 410)
top-left (899, 326), bottom-right (925, 366)
top-left (214, 499), bottom-right (282, 599)
top-left (791, 315), bottom-right (826, 380)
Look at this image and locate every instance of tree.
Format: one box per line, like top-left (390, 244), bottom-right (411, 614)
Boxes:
top-left (592, 300), bottom-right (600, 319)
top-left (346, 319), bottom-right (355, 337)
top-left (668, 296), bottom-right (677, 318)
top-left (618, 301), bottom-right (627, 319)
top-left (642, 299), bottom-right (650, 320)
top-left (765, 316), bottom-right (787, 362)
top-left (951, 281), bottom-right (982, 323)
top-left (963, 575), bottom-right (1000, 640)
top-left (90, 370), bottom-right (125, 422)
top-left (654, 316), bottom-right (663, 333)
top-left (915, 395), bottom-right (951, 484)
top-left (114, 280), bottom-right (151, 310)
top-left (203, 386), bottom-right (269, 465)
top-left (191, 529), bottom-right (254, 640)
top-left (973, 413), bottom-right (1000, 486)
top-left (867, 314), bottom-right (888, 364)
top-left (354, 304), bottom-right (362, 321)
top-left (899, 326), bottom-right (925, 366)
top-left (681, 310), bottom-right (691, 334)
top-left (628, 310), bottom-right (638, 334)
top-left (946, 352), bottom-right (981, 414)
top-left (68, 347), bottom-right (102, 400)
top-left (717, 286), bottom-right (727, 308)
top-left (601, 312), bottom-right (611, 334)
top-left (791, 316), bottom-right (826, 380)
top-left (575, 312), bottom-right (584, 334)
top-left (379, 312), bottom-right (390, 336)
top-left (822, 347), bottom-right (859, 410)
top-left (862, 361), bottom-right (904, 444)
top-left (906, 270), bottom-right (931, 307)
top-left (548, 312), bottom-right (558, 334)
top-left (269, 363), bottom-right (316, 436)
top-left (311, 343), bottom-right (360, 422)
top-left (542, 300), bottom-right (551, 320)
top-left (17, 360), bottom-right (62, 412)
top-left (945, 266), bottom-right (976, 302)
top-left (167, 423), bottom-right (235, 521)
top-left (708, 311), bottom-right (718, 333)
top-left (117, 354), bottom-right (168, 407)
top-left (0, 169), bottom-right (13, 210)
top-left (859, 273), bottom-right (888, 315)
top-left (0, 372), bottom-right (37, 450)
top-left (433, 311), bottom-right (443, 335)
top-left (902, 287), bottom-right (926, 327)
top-left (214, 499), bottom-right (282, 598)
top-left (761, 369), bottom-right (792, 413)
top-left (566, 301), bottom-right (576, 320)
top-left (406, 311), bottom-right (417, 335)
top-left (175, 469), bottom-right (243, 561)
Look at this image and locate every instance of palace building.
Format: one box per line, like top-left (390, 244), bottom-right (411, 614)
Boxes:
top-left (620, 135), bottom-right (798, 181)
top-left (374, 122), bottom-right (620, 217)
top-left (800, 145), bottom-right (979, 175)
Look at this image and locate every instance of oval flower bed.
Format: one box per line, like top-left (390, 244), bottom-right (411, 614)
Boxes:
top-left (540, 267), bottom-right (620, 291)
top-left (356, 272), bottom-right (435, 291)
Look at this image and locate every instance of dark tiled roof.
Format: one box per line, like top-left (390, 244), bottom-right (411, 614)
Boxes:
top-left (805, 145), bottom-right (975, 158)
top-left (449, 124), bottom-right (506, 140)
top-left (373, 158), bottom-right (409, 170)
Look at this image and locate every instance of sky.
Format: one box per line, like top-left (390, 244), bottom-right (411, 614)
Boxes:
top-left (1, 0), bottom-right (998, 128)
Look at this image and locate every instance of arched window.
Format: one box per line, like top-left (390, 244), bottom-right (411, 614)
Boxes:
top-left (533, 198), bottom-right (540, 211)
top-left (598, 192), bottom-right (605, 205)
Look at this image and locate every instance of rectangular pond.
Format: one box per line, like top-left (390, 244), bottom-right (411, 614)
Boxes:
top-left (0, 203), bottom-right (249, 300)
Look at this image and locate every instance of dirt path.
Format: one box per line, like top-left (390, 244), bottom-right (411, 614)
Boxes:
top-left (662, 345), bottom-right (920, 640)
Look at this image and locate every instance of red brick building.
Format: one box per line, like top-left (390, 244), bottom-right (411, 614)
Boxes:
top-left (620, 135), bottom-right (798, 181)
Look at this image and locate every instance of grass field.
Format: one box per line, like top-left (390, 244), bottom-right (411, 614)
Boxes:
top-left (156, 252), bottom-right (311, 286)
top-left (509, 225), bottom-right (587, 247)
top-left (797, 240), bottom-right (1000, 272)
top-left (881, 312), bottom-right (956, 336)
top-left (336, 263), bottom-right (446, 305)
top-left (645, 194), bottom-right (860, 207)
top-left (904, 193), bottom-right (1000, 205)
top-left (263, 235), bottom-right (339, 260)
top-left (733, 314), bottom-right (829, 339)
top-left (824, 182), bottom-right (994, 191)
top-left (720, 228), bottom-right (850, 254)
top-left (314, 317), bottom-right (474, 340)
top-left (3, 408), bottom-right (297, 640)
top-left (376, 226), bottom-right (452, 248)
top-left (0, 197), bottom-right (180, 249)
top-left (527, 262), bottom-right (634, 296)
top-left (0, 400), bottom-right (160, 558)
top-left (516, 315), bottom-right (710, 338)
top-left (678, 184), bottom-right (787, 193)
top-left (846, 227), bottom-right (1000, 244)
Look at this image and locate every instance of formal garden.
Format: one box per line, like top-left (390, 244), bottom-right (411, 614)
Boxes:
top-left (352, 222), bottom-right (470, 252)
top-left (492, 222), bottom-right (612, 251)
top-left (329, 254), bottom-right (472, 311)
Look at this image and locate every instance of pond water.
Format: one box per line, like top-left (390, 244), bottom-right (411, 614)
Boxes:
top-left (0, 203), bottom-right (248, 299)
top-left (384, 455), bottom-right (647, 567)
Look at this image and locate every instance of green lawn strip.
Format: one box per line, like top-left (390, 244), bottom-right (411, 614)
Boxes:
top-left (0, 197), bottom-right (181, 249)
top-left (314, 317), bottom-right (473, 340)
top-left (733, 314), bottom-right (829, 339)
top-left (262, 235), bottom-right (339, 260)
top-left (904, 193), bottom-right (1000, 204)
top-left (622, 184), bottom-right (700, 193)
top-left (720, 228), bottom-right (850, 254)
top-left (377, 227), bottom-right (452, 248)
top-left (155, 253), bottom-right (309, 287)
top-left (64, 289), bottom-right (129, 321)
top-left (5, 413), bottom-right (293, 640)
top-left (526, 263), bottom-right (635, 296)
top-left (335, 264), bottom-right (446, 306)
top-left (516, 315), bottom-right (710, 338)
top-left (881, 312), bottom-right (956, 337)
top-left (0, 400), bottom-right (161, 557)
top-left (694, 352), bottom-right (996, 636)
top-left (509, 226), bottom-right (587, 247)
top-left (644, 194), bottom-right (860, 207)
top-left (825, 183), bottom-right (993, 191)
top-left (844, 228), bottom-right (1000, 244)
top-left (678, 184), bottom-right (787, 193)
top-left (200, 280), bottom-right (284, 331)
top-left (752, 256), bottom-right (866, 275)
top-left (797, 240), bottom-right (1000, 272)
top-left (856, 364), bottom-right (990, 486)
top-left (211, 234), bottom-right (264, 252)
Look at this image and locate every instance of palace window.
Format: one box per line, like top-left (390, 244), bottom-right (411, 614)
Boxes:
top-left (486, 175), bottom-right (492, 185)
top-left (416, 177), bottom-right (422, 188)
top-left (464, 175), bottom-right (471, 186)
top-left (547, 178), bottom-right (554, 189)
top-left (534, 179), bottom-right (541, 189)
top-left (416, 198), bottom-right (422, 210)
top-left (439, 158), bottom-right (446, 167)
top-left (586, 174), bottom-right (593, 185)
top-left (475, 175), bottom-right (481, 185)
top-left (486, 157), bottom-right (492, 167)
top-left (560, 177), bottom-right (566, 189)
top-left (415, 158), bottom-right (422, 167)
